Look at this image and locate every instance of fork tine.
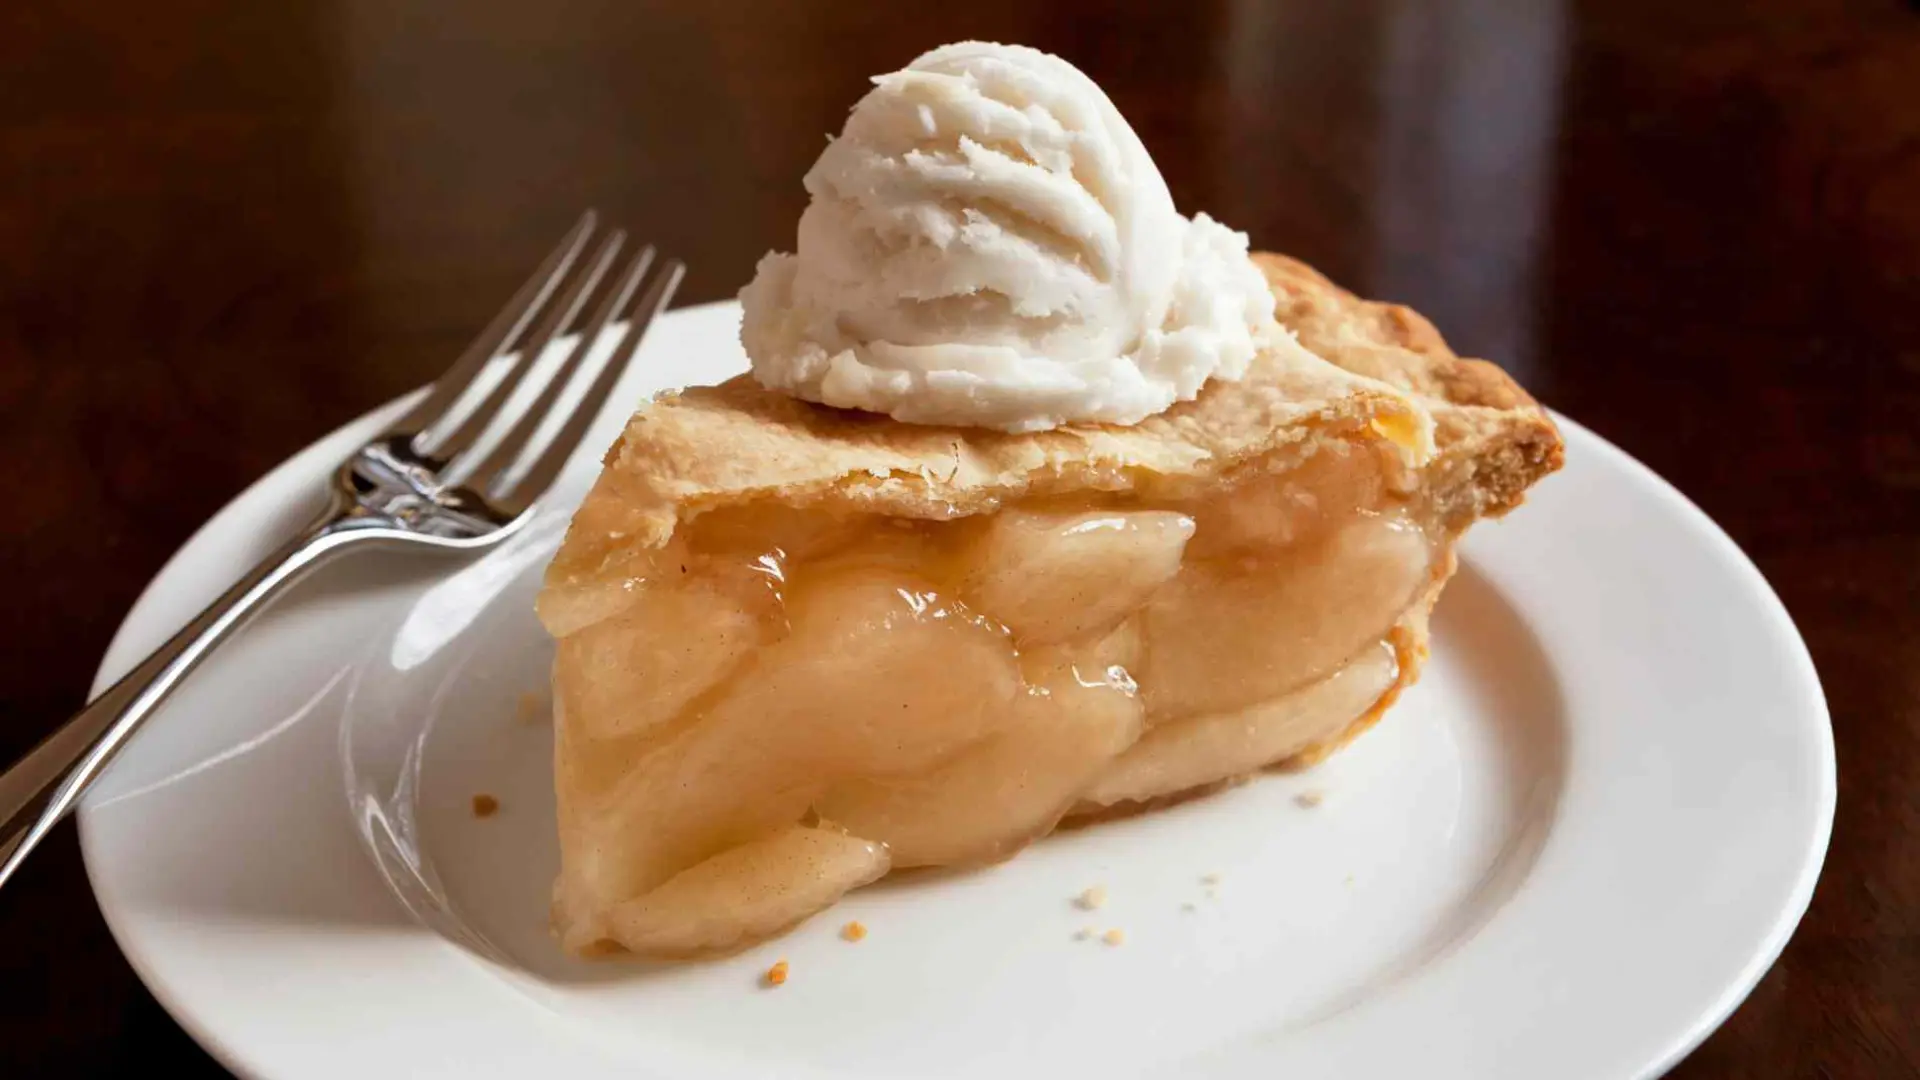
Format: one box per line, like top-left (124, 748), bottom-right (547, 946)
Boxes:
top-left (430, 228), bottom-right (627, 473)
top-left (397, 210), bottom-right (597, 444)
top-left (470, 245), bottom-right (656, 493)
top-left (495, 255), bottom-right (684, 509)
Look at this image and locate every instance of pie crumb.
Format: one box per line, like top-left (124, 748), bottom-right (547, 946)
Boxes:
top-left (1200, 872), bottom-right (1222, 885)
top-left (1295, 790), bottom-right (1326, 808)
top-left (471, 794), bottom-right (499, 818)
top-left (841, 920), bottom-right (867, 942)
top-left (515, 691), bottom-right (546, 724)
top-left (1102, 929), bottom-right (1126, 946)
top-left (763, 960), bottom-right (789, 987)
top-left (1075, 885), bottom-right (1108, 910)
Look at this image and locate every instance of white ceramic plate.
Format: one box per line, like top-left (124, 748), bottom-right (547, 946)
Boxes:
top-left (79, 301), bottom-right (1833, 1080)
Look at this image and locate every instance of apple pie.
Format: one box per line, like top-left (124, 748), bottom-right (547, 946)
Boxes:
top-left (536, 254), bottom-right (1563, 957)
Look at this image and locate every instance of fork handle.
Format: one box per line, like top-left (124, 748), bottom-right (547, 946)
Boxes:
top-left (0, 507), bottom-right (360, 890)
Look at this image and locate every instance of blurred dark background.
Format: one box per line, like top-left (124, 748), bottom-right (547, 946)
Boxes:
top-left (2, 0), bottom-right (1916, 1075)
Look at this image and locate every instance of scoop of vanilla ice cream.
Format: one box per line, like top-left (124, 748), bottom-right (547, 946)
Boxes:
top-left (740, 41), bottom-right (1283, 433)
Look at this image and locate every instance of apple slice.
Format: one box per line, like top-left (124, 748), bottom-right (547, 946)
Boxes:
top-left (1079, 640), bottom-right (1398, 809)
top-left (595, 826), bottom-right (889, 956)
top-left (557, 561), bottom-right (1020, 921)
top-left (815, 628), bottom-right (1143, 866)
top-left (1142, 513), bottom-right (1429, 719)
top-left (959, 509), bottom-right (1193, 646)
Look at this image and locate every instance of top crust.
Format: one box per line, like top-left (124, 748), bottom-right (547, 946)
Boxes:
top-left (1253, 253), bottom-right (1564, 524)
top-left (568, 327), bottom-right (1433, 554)
top-left (542, 252), bottom-right (1564, 607)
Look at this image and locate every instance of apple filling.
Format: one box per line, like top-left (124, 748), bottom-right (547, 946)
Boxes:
top-left (542, 441), bottom-right (1444, 956)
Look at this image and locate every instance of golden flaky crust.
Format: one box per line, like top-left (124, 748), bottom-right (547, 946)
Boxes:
top-left (1253, 253), bottom-right (1564, 527)
top-left (559, 329), bottom-right (1432, 563)
top-left (553, 253), bottom-right (1560, 575)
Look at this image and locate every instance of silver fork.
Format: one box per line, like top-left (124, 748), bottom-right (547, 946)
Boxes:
top-left (0, 211), bottom-right (683, 890)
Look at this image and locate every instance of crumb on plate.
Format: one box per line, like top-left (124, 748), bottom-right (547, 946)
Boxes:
top-left (471, 794), bottom-right (499, 818)
top-left (763, 960), bottom-right (789, 987)
top-left (841, 920), bottom-right (867, 942)
top-left (1295, 790), bottom-right (1326, 808)
top-left (1201, 872), bottom-right (1221, 885)
top-left (1102, 929), bottom-right (1126, 946)
top-left (1075, 885), bottom-right (1108, 910)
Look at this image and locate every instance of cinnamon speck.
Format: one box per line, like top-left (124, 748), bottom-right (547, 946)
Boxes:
top-left (1295, 790), bottom-right (1326, 808)
top-left (1102, 929), bottom-right (1126, 946)
top-left (841, 920), bottom-right (867, 942)
top-left (1075, 885), bottom-right (1108, 911)
top-left (471, 794), bottom-right (499, 818)
top-left (763, 960), bottom-right (789, 987)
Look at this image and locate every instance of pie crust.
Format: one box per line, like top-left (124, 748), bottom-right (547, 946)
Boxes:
top-left (536, 253), bottom-right (1564, 957)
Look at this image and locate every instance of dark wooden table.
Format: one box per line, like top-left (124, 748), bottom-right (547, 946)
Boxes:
top-left (3, 1), bottom-right (1915, 1076)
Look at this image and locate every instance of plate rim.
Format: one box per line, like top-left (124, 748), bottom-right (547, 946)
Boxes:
top-left (1529, 416), bottom-right (1836, 1078)
top-left (76, 300), bottom-right (1836, 1080)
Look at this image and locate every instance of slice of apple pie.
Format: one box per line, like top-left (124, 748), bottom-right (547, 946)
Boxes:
top-left (536, 256), bottom-right (1561, 958)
